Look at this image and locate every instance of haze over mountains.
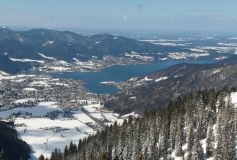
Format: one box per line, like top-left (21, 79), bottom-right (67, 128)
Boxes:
top-left (2, 27), bottom-right (237, 74)
top-left (0, 27), bottom-right (188, 74)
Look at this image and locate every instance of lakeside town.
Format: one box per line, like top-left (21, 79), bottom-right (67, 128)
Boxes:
top-left (0, 72), bottom-right (136, 159)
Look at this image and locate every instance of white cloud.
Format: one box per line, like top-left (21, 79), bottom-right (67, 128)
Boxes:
top-left (123, 16), bottom-right (128, 21)
top-left (170, 17), bottom-right (175, 21)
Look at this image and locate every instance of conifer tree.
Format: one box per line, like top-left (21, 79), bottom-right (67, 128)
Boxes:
top-left (186, 122), bottom-right (194, 160)
top-left (50, 150), bottom-right (56, 160)
top-left (199, 102), bottom-right (208, 139)
top-left (147, 117), bottom-right (157, 160)
top-left (64, 145), bottom-right (69, 159)
top-left (106, 125), bottom-right (113, 160)
top-left (38, 154), bottom-right (45, 160)
top-left (191, 129), bottom-right (204, 160)
top-left (175, 116), bottom-right (184, 157)
top-left (205, 119), bottom-right (215, 158)
top-left (215, 105), bottom-right (223, 142)
top-left (208, 90), bottom-right (217, 123)
top-left (125, 117), bottom-right (134, 159)
top-left (228, 124), bottom-right (236, 160)
top-left (111, 132), bottom-right (118, 158)
top-left (214, 130), bottom-right (224, 160)
top-left (214, 108), bottom-right (224, 160)
top-left (169, 108), bottom-right (178, 149)
top-left (158, 115), bottom-right (168, 159)
top-left (131, 119), bottom-right (142, 160)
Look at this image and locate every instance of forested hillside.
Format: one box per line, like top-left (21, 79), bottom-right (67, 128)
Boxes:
top-left (0, 27), bottom-right (190, 73)
top-left (0, 121), bottom-right (31, 160)
top-left (0, 55), bottom-right (32, 74)
top-left (0, 28), bottom-right (183, 62)
top-left (105, 56), bottom-right (237, 114)
top-left (48, 88), bottom-right (237, 160)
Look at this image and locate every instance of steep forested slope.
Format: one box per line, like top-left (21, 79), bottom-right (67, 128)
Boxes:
top-left (0, 28), bottom-right (184, 62)
top-left (0, 27), bottom-right (190, 73)
top-left (50, 88), bottom-right (237, 160)
top-left (105, 56), bottom-right (237, 114)
top-left (0, 55), bottom-right (32, 74)
top-left (0, 121), bottom-right (31, 160)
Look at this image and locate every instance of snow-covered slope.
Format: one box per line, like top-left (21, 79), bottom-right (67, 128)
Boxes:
top-left (0, 100), bottom-right (125, 159)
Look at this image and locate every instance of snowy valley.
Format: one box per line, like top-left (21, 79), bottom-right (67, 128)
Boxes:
top-left (0, 73), bottom-right (137, 159)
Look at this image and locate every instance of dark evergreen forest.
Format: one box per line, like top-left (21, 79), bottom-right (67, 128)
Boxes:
top-left (43, 87), bottom-right (237, 160)
top-left (0, 121), bottom-right (31, 160)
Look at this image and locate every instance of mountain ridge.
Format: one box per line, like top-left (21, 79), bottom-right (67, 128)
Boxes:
top-left (104, 55), bottom-right (237, 114)
top-left (0, 28), bottom-right (188, 74)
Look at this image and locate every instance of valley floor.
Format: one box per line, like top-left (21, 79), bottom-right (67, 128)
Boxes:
top-left (0, 73), bottom-right (133, 159)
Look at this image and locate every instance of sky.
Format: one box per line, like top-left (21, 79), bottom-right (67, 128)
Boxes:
top-left (0, 0), bottom-right (237, 32)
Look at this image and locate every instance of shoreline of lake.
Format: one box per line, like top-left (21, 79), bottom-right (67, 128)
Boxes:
top-left (45, 60), bottom-right (216, 94)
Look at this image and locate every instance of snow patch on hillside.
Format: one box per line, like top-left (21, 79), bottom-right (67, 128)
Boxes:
top-left (144, 76), bottom-right (153, 81)
top-left (213, 69), bottom-right (221, 74)
top-left (73, 58), bottom-right (81, 63)
top-left (121, 112), bottom-right (139, 118)
top-left (10, 58), bottom-right (45, 64)
top-left (215, 56), bottom-right (228, 60)
top-left (155, 77), bottom-right (168, 82)
top-left (23, 88), bottom-right (38, 91)
top-left (58, 60), bottom-right (68, 65)
top-left (0, 74), bottom-right (35, 80)
top-left (189, 48), bottom-right (206, 52)
top-left (168, 52), bottom-right (209, 60)
top-left (48, 67), bottom-right (71, 72)
top-left (218, 43), bottom-right (237, 47)
top-left (0, 71), bottom-right (9, 76)
top-left (231, 92), bottom-right (237, 105)
top-left (38, 53), bottom-right (55, 60)
top-left (42, 40), bottom-right (54, 46)
top-left (160, 58), bottom-right (168, 60)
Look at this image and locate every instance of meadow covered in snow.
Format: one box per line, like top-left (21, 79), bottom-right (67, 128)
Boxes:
top-left (0, 73), bottom-right (128, 159)
top-left (0, 99), bottom-right (126, 159)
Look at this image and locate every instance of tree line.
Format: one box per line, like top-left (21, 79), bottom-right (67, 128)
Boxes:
top-left (41, 87), bottom-right (237, 160)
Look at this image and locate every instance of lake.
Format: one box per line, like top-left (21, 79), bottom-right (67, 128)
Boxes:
top-left (46, 60), bottom-right (215, 94)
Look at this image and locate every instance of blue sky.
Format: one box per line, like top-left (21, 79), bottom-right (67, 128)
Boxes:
top-left (1, 0), bottom-right (237, 32)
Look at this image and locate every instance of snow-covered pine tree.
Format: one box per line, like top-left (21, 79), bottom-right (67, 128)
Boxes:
top-left (175, 116), bottom-right (184, 157)
top-left (131, 118), bottom-right (142, 160)
top-left (147, 114), bottom-right (157, 159)
top-left (191, 128), bottom-right (204, 160)
top-left (126, 116), bottom-right (134, 159)
top-left (158, 113), bottom-right (168, 159)
top-left (205, 119), bottom-right (215, 158)
top-left (186, 121), bottom-right (194, 160)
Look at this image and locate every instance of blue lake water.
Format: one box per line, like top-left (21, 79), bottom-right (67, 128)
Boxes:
top-left (46, 60), bottom-right (215, 94)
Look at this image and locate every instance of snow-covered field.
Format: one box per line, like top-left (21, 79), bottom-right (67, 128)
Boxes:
top-left (0, 73), bottom-right (129, 159)
top-left (0, 98), bottom-right (125, 159)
